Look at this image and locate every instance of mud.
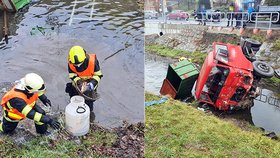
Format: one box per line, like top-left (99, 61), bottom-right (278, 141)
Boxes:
top-left (91, 121), bottom-right (144, 158)
top-left (0, 0), bottom-right (144, 128)
top-left (0, 106), bottom-right (144, 155)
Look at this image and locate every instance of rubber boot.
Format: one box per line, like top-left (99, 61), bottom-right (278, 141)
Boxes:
top-left (90, 111), bottom-right (95, 122)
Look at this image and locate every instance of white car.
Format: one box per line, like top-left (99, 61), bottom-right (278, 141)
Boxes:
top-left (144, 10), bottom-right (159, 19)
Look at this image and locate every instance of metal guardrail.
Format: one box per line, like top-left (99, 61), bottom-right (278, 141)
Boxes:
top-left (202, 11), bottom-right (279, 29)
top-left (207, 12), bottom-right (250, 28)
top-left (255, 89), bottom-right (280, 107)
top-left (250, 12), bottom-right (280, 30)
top-left (145, 11), bottom-right (280, 32)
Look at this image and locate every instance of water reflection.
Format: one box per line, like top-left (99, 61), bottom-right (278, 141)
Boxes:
top-left (0, 0), bottom-right (144, 127)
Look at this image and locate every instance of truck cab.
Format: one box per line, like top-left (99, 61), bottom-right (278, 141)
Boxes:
top-left (194, 40), bottom-right (274, 111)
top-left (195, 43), bottom-right (255, 110)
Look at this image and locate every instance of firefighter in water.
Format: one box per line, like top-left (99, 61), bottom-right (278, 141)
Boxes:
top-left (0, 73), bottom-right (60, 134)
top-left (65, 46), bottom-right (103, 112)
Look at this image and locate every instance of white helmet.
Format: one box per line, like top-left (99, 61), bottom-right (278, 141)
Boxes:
top-left (23, 73), bottom-right (46, 93)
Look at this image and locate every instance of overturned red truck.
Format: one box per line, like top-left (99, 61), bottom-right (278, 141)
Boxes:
top-left (194, 38), bottom-right (274, 110)
top-left (160, 38), bottom-right (276, 111)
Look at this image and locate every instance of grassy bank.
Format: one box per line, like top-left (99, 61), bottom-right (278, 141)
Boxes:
top-left (145, 45), bottom-right (207, 65)
top-left (145, 93), bottom-right (280, 158)
top-left (262, 76), bottom-right (280, 97)
top-left (271, 39), bottom-right (280, 51)
top-left (0, 124), bottom-right (116, 158)
top-left (0, 122), bottom-right (144, 158)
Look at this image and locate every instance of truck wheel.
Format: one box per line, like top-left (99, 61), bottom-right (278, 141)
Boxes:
top-left (251, 46), bottom-right (260, 51)
top-left (253, 61), bottom-right (274, 78)
top-left (245, 38), bottom-right (262, 47)
top-left (275, 69), bottom-right (280, 79)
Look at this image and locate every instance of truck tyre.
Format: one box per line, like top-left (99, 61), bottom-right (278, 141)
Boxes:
top-left (253, 61), bottom-right (274, 78)
top-left (245, 38), bottom-right (262, 47)
top-left (251, 46), bottom-right (260, 52)
top-left (275, 69), bottom-right (280, 79)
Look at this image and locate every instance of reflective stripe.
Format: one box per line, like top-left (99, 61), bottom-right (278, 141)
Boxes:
top-left (4, 114), bottom-right (20, 122)
top-left (38, 91), bottom-right (45, 97)
top-left (34, 112), bottom-right (42, 122)
top-left (6, 102), bottom-right (13, 109)
top-left (73, 76), bottom-right (81, 83)
top-left (21, 105), bottom-right (33, 116)
top-left (35, 121), bottom-right (44, 125)
top-left (0, 123), bottom-right (3, 132)
top-left (81, 76), bottom-right (90, 80)
top-left (92, 76), bottom-right (101, 83)
top-left (8, 113), bottom-right (23, 120)
top-left (30, 102), bottom-right (36, 107)
top-left (69, 73), bottom-right (77, 79)
top-left (94, 70), bottom-right (102, 76)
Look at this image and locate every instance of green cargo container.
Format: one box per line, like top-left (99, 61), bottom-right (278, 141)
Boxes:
top-left (13, 0), bottom-right (30, 11)
top-left (1, 0), bottom-right (30, 12)
top-left (165, 60), bottom-right (199, 99)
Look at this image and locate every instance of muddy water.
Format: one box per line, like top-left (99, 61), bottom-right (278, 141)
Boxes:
top-left (145, 53), bottom-right (280, 133)
top-left (0, 0), bottom-right (144, 128)
top-left (252, 89), bottom-right (280, 134)
top-left (145, 53), bottom-right (175, 95)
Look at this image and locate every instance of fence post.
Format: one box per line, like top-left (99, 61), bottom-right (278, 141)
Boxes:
top-left (269, 12), bottom-right (272, 30)
top-left (255, 12), bottom-right (258, 29)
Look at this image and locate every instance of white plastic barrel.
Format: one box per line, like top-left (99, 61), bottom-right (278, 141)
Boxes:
top-left (65, 96), bottom-right (90, 136)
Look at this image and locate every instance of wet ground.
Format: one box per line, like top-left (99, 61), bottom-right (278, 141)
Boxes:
top-left (0, 0), bottom-right (144, 128)
top-left (145, 52), bottom-right (280, 134)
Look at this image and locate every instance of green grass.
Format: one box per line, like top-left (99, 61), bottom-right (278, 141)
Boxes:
top-left (271, 39), bottom-right (280, 51)
top-left (145, 45), bottom-right (207, 65)
top-left (251, 34), bottom-right (266, 43)
top-left (145, 93), bottom-right (280, 158)
top-left (0, 125), bottom-right (116, 158)
top-left (263, 76), bottom-right (280, 97)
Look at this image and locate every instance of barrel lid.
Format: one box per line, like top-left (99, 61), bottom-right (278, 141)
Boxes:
top-left (70, 95), bottom-right (85, 103)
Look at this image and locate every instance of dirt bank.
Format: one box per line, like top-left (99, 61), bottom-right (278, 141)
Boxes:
top-left (0, 120), bottom-right (144, 157)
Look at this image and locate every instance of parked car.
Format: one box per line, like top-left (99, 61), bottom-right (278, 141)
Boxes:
top-left (144, 10), bottom-right (159, 19)
top-left (194, 9), bottom-right (224, 22)
top-left (206, 9), bottom-right (222, 22)
top-left (254, 5), bottom-right (280, 24)
top-left (167, 10), bottom-right (189, 20)
top-left (195, 38), bottom-right (274, 111)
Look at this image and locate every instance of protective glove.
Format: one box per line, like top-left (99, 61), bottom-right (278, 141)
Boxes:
top-left (48, 119), bottom-right (60, 130)
top-left (76, 78), bottom-right (83, 86)
top-left (42, 98), bottom-right (52, 107)
top-left (84, 82), bottom-right (94, 92)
